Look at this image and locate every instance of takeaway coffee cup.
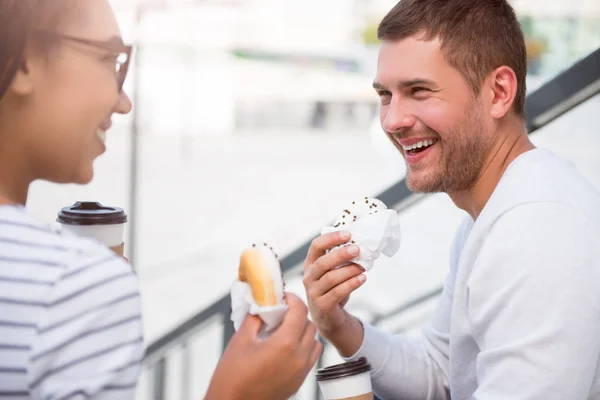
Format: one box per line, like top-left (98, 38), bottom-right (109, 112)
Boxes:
top-left (57, 201), bottom-right (127, 257)
top-left (316, 357), bottom-right (373, 400)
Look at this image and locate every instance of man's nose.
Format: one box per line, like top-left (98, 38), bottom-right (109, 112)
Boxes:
top-left (381, 98), bottom-right (417, 133)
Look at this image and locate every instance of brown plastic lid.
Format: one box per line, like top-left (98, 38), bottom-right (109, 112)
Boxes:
top-left (316, 357), bottom-right (371, 382)
top-left (57, 201), bottom-right (127, 226)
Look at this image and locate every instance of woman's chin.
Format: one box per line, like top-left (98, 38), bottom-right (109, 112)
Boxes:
top-left (45, 167), bottom-right (94, 185)
top-left (72, 167), bottom-right (95, 185)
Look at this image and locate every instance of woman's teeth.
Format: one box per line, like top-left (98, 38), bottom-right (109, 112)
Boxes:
top-left (96, 129), bottom-right (106, 144)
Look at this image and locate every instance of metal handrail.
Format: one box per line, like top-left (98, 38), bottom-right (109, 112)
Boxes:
top-left (143, 180), bottom-right (421, 362)
top-left (142, 47), bottom-right (600, 400)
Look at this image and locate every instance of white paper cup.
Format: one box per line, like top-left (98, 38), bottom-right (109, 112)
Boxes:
top-left (57, 201), bottom-right (127, 256)
top-left (316, 357), bottom-right (373, 400)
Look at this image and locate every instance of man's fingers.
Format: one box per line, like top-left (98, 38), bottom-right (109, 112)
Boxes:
top-left (308, 245), bottom-right (361, 282)
top-left (309, 263), bottom-right (364, 298)
top-left (275, 293), bottom-right (309, 340)
top-left (305, 231), bottom-right (351, 269)
top-left (340, 295), bottom-right (351, 308)
top-left (319, 273), bottom-right (367, 310)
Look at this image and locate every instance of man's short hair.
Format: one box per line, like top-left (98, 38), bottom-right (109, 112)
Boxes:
top-left (378, 0), bottom-right (527, 118)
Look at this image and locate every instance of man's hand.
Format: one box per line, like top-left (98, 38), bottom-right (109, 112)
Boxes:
top-left (205, 294), bottom-right (322, 400)
top-left (303, 231), bottom-right (366, 356)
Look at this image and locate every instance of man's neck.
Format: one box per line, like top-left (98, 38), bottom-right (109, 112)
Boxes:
top-left (449, 122), bottom-right (535, 220)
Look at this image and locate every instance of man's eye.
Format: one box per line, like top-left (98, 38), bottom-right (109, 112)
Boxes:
top-left (378, 91), bottom-right (392, 104)
top-left (411, 87), bottom-right (429, 95)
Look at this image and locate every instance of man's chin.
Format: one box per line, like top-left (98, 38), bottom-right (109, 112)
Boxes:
top-left (406, 174), bottom-right (444, 194)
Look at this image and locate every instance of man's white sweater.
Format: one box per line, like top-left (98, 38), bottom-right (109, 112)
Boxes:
top-left (346, 148), bottom-right (600, 399)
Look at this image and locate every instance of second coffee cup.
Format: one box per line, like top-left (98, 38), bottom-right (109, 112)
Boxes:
top-left (316, 357), bottom-right (373, 400)
top-left (57, 201), bottom-right (127, 257)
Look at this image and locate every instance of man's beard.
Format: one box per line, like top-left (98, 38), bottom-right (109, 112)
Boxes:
top-left (405, 106), bottom-right (492, 194)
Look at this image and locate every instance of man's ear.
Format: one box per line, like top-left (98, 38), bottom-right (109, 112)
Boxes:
top-left (488, 65), bottom-right (518, 119)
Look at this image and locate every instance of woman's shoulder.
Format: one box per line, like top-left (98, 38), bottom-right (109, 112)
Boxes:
top-left (0, 205), bottom-right (134, 279)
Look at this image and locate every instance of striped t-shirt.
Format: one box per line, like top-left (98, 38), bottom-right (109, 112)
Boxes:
top-left (0, 205), bottom-right (144, 399)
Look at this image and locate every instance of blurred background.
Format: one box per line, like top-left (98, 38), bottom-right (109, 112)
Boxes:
top-left (24, 0), bottom-right (600, 398)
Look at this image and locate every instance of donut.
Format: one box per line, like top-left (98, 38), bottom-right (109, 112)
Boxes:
top-left (238, 243), bottom-right (285, 307)
top-left (332, 197), bottom-right (387, 230)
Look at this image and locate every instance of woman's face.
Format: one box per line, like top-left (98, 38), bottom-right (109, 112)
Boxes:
top-left (14, 0), bottom-right (132, 184)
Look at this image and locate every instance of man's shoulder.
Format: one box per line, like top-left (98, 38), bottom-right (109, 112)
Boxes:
top-left (464, 202), bottom-right (600, 282)
top-left (481, 149), bottom-right (600, 229)
top-left (466, 201), bottom-right (600, 307)
top-left (495, 201), bottom-right (599, 236)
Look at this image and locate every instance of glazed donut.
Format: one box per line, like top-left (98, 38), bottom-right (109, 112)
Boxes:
top-left (238, 243), bottom-right (285, 307)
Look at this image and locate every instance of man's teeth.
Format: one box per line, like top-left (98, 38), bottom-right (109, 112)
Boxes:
top-left (96, 129), bottom-right (106, 144)
top-left (402, 139), bottom-right (435, 151)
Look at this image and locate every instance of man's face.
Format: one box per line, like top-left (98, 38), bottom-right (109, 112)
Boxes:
top-left (374, 36), bottom-right (495, 194)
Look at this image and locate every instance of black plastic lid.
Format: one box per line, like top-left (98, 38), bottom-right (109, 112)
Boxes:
top-left (316, 357), bottom-right (371, 382)
top-left (57, 201), bottom-right (127, 226)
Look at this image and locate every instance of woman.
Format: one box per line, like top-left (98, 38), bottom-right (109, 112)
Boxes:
top-left (0, 1), bottom-right (321, 399)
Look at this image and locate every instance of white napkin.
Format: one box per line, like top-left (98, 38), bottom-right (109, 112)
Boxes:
top-left (230, 280), bottom-right (288, 337)
top-left (321, 208), bottom-right (401, 271)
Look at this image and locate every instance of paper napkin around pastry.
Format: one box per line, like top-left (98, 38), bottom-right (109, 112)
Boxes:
top-left (230, 280), bottom-right (288, 338)
top-left (321, 199), bottom-right (401, 271)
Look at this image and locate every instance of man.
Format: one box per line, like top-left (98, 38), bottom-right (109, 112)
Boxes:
top-left (303, 0), bottom-right (600, 398)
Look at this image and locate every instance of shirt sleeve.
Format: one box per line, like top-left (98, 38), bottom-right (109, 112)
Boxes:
top-left (27, 246), bottom-right (144, 400)
top-left (343, 217), bottom-right (473, 400)
top-left (468, 202), bottom-right (600, 400)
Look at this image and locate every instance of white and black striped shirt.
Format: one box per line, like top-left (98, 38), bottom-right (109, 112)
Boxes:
top-left (0, 205), bottom-right (144, 399)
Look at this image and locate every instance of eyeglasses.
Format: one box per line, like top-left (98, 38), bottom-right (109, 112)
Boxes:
top-left (32, 30), bottom-right (132, 92)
